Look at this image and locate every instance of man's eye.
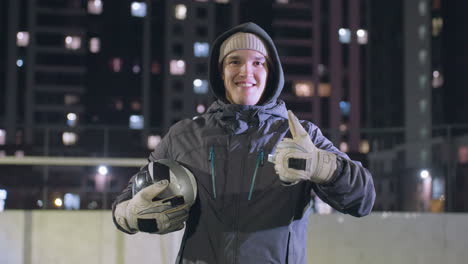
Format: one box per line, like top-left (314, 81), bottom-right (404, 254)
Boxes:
top-left (254, 61), bottom-right (265, 66)
top-left (229, 60), bottom-right (240, 65)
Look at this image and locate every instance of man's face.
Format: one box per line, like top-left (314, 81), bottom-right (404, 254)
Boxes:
top-left (222, 49), bottom-right (268, 105)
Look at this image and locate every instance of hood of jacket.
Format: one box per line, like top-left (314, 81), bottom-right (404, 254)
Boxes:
top-left (208, 22), bottom-right (284, 106)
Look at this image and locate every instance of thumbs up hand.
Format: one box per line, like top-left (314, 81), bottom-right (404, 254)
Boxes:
top-left (270, 110), bottom-right (337, 184)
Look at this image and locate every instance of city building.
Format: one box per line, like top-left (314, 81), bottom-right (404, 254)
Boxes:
top-left (367, 0), bottom-right (468, 212)
top-left (1, 0), bottom-right (466, 212)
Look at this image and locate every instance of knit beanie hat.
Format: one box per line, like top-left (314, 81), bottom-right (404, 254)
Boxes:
top-left (218, 32), bottom-right (269, 63)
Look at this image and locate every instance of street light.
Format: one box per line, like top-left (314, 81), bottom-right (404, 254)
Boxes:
top-left (420, 169), bottom-right (430, 180)
top-left (98, 166), bottom-right (108, 176)
top-left (54, 198), bottom-right (63, 207)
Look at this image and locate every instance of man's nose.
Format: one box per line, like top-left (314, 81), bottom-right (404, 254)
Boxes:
top-left (239, 64), bottom-right (253, 76)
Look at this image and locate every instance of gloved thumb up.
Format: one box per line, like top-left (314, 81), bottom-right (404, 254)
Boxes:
top-left (270, 110), bottom-right (337, 184)
top-left (287, 110), bottom-right (315, 150)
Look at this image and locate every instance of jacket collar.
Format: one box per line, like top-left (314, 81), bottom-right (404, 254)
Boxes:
top-left (207, 99), bottom-right (288, 134)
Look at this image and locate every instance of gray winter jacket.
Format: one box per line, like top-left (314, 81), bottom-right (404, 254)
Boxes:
top-left (112, 22), bottom-right (375, 264)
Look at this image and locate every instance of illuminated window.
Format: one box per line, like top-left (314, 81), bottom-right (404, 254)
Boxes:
top-left (64, 94), bottom-right (79, 105)
top-left (339, 123), bottom-right (348, 132)
top-left (196, 104), bottom-right (206, 114)
top-left (65, 36), bottom-right (81, 50)
top-left (458, 146), bottom-right (468, 164)
top-left (194, 42), bottom-right (209, 57)
top-left (419, 74), bottom-right (428, 88)
top-left (170, 60), bottom-right (186, 75)
top-left (151, 61), bottom-right (161, 74)
top-left (418, 25), bottom-right (427, 40)
top-left (215, 0), bottom-right (230, 3)
top-left (88, 201), bottom-right (98, 209)
top-left (17, 32), bottom-right (29, 47)
top-left (15, 131), bottom-right (22, 145)
top-left (318, 83), bottom-right (331, 97)
top-left (131, 2), bottom-right (147, 17)
top-left (317, 64), bottom-right (326, 76)
top-left (0, 189), bottom-right (7, 212)
top-left (418, 1), bottom-right (427, 16)
top-left (418, 49), bottom-right (428, 65)
top-left (175, 4), bottom-right (187, 20)
top-left (62, 132), bottom-right (78, 146)
top-left (64, 193), bottom-right (80, 210)
top-left (67, 113), bottom-right (78, 127)
top-left (339, 142), bottom-right (349, 153)
top-left (129, 115), bottom-right (144, 130)
top-left (339, 101), bottom-right (350, 116)
top-left (338, 28), bottom-right (351, 44)
top-left (276, 0), bottom-right (289, 3)
top-left (113, 99), bottom-right (123, 110)
top-left (359, 140), bottom-right (370, 154)
top-left (16, 59), bottom-right (23, 67)
top-left (432, 17), bottom-right (443, 36)
top-left (132, 64), bottom-right (141, 74)
top-left (431, 178), bottom-right (445, 201)
top-left (0, 129), bottom-right (5, 145)
top-left (420, 126), bottom-right (428, 138)
top-left (130, 100), bottom-right (141, 111)
top-left (432, 70), bottom-right (444, 88)
top-left (110, 58), bottom-right (123, 72)
top-left (193, 79), bottom-right (209, 94)
top-left (419, 99), bottom-right (427, 113)
top-left (88, 0), bottom-right (103, 15)
top-left (89, 37), bottom-right (100, 53)
top-left (293, 81), bottom-right (313, 97)
top-left (147, 135), bottom-right (161, 149)
top-left (356, 29), bottom-right (368, 44)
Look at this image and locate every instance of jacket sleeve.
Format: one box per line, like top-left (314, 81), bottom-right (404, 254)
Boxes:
top-left (307, 123), bottom-right (376, 217)
top-left (111, 133), bottom-right (172, 234)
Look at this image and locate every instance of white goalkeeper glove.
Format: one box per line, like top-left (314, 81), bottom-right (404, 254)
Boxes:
top-left (270, 110), bottom-right (337, 184)
top-left (114, 180), bottom-right (189, 234)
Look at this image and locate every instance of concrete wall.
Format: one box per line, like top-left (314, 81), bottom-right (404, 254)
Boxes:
top-left (1, 211), bottom-right (467, 264)
top-left (307, 213), bottom-right (468, 264)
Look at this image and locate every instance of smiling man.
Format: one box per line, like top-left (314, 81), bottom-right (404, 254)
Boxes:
top-left (113, 22), bottom-right (375, 264)
top-left (219, 32), bottom-right (269, 106)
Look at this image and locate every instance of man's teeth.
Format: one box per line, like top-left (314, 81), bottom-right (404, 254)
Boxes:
top-left (237, 83), bottom-right (255, 87)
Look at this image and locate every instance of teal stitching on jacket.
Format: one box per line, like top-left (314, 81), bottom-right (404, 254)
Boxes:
top-left (248, 150), bottom-right (264, 201)
top-left (209, 146), bottom-right (216, 199)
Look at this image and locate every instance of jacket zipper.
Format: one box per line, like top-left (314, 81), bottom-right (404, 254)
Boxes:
top-left (233, 138), bottom-right (249, 264)
top-left (247, 150), bottom-right (264, 201)
top-left (209, 146), bottom-right (216, 199)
